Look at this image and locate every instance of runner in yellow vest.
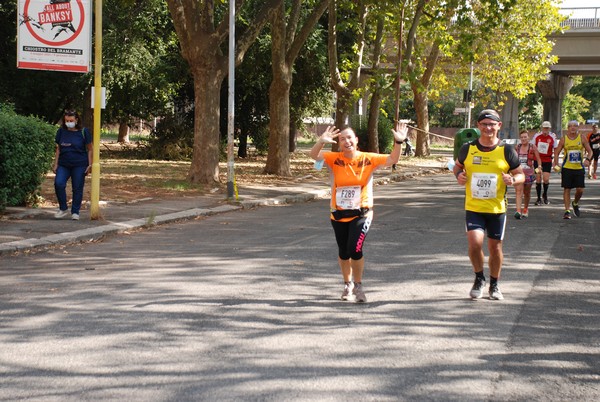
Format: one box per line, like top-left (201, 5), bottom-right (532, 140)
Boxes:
top-left (453, 109), bottom-right (524, 300)
top-left (553, 120), bottom-right (593, 219)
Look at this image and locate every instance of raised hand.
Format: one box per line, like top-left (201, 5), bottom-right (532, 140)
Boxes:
top-left (319, 126), bottom-right (340, 144)
top-left (392, 120), bottom-right (409, 143)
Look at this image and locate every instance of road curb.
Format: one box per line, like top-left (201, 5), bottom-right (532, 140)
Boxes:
top-left (0, 167), bottom-right (445, 256)
top-left (0, 205), bottom-right (242, 256)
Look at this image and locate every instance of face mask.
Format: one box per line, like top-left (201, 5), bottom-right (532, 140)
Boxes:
top-left (65, 122), bottom-right (76, 129)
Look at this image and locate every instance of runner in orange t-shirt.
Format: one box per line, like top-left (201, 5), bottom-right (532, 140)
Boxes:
top-left (310, 123), bottom-right (408, 302)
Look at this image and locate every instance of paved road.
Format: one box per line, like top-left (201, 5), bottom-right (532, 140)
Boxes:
top-left (1, 174), bottom-right (599, 401)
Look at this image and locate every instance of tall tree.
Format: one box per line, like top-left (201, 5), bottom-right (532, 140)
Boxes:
top-left (264, 0), bottom-right (329, 176)
top-left (398, 0), bottom-right (562, 156)
top-left (165, 0), bottom-right (279, 184)
top-left (328, 0), bottom-right (370, 130)
top-left (103, 0), bottom-right (185, 142)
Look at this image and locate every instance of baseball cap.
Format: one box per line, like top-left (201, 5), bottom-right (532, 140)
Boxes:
top-left (477, 109), bottom-right (501, 122)
top-left (541, 121), bottom-right (551, 128)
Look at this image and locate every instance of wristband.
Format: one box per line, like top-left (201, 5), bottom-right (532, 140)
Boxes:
top-left (395, 140), bottom-right (403, 144)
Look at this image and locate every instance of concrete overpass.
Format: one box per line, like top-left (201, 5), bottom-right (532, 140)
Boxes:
top-left (502, 6), bottom-right (600, 138)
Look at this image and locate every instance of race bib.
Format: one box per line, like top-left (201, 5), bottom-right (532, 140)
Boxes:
top-left (593, 143), bottom-right (599, 150)
top-left (537, 142), bottom-right (549, 154)
top-left (568, 150), bottom-right (581, 163)
top-left (471, 173), bottom-right (497, 199)
top-left (336, 186), bottom-right (361, 210)
top-left (519, 155), bottom-right (529, 170)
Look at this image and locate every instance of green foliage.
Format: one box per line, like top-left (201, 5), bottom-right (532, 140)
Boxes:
top-left (145, 114), bottom-right (194, 161)
top-left (0, 105), bottom-right (56, 210)
top-left (571, 77), bottom-right (600, 120)
top-left (518, 92), bottom-right (543, 130)
top-left (0, 0), bottom-right (87, 123)
top-left (351, 114), bottom-right (394, 153)
top-left (0, 0), bottom-right (185, 125)
top-left (562, 93), bottom-right (590, 127)
top-left (102, 0), bottom-right (186, 124)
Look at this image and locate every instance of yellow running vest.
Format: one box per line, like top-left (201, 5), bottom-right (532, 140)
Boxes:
top-left (464, 144), bottom-right (510, 214)
top-left (562, 134), bottom-right (584, 170)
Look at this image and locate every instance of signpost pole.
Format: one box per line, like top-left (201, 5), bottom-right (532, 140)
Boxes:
top-left (90, 0), bottom-right (102, 219)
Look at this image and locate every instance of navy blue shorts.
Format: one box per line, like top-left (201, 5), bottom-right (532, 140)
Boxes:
top-left (465, 211), bottom-right (507, 241)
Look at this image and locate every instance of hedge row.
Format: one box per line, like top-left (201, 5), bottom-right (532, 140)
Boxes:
top-left (0, 105), bottom-right (56, 211)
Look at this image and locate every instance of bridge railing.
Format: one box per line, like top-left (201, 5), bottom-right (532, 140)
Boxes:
top-left (560, 7), bottom-right (600, 30)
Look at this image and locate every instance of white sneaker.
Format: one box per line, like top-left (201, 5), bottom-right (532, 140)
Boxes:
top-left (341, 282), bottom-right (354, 301)
top-left (352, 283), bottom-right (367, 303)
top-left (71, 213), bottom-right (80, 221)
top-left (54, 210), bottom-right (69, 219)
top-left (489, 284), bottom-right (504, 300)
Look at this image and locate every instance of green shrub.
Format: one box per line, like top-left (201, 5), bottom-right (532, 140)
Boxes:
top-left (0, 105), bottom-right (56, 210)
top-left (351, 114), bottom-right (395, 153)
top-left (145, 114), bottom-right (194, 161)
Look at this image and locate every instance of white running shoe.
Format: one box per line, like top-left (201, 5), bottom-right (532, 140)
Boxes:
top-left (470, 277), bottom-right (486, 299)
top-left (71, 213), bottom-right (80, 221)
top-left (352, 283), bottom-right (367, 303)
top-left (341, 282), bottom-right (354, 301)
top-left (54, 210), bottom-right (69, 219)
top-left (489, 284), bottom-right (504, 300)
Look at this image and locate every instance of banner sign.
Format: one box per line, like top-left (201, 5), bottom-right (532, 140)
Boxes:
top-left (17, 0), bottom-right (92, 73)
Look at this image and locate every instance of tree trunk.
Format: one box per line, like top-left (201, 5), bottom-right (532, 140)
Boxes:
top-left (412, 88), bottom-right (431, 157)
top-left (117, 120), bottom-right (130, 143)
top-left (238, 130), bottom-right (248, 158)
top-left (165, 0), bottom-right (279, 185)
top-left (188, 67), bottom-right (225, 184)
top-left (265, 71), bottom-right (292, 176)
top-left (367, 90), bottom-right (382, 152)
top-left (264, 0), bottom-right (328, 175)
top-left (289, 119), bottom-right (297, 153)
top-left (82, 87), bottom-right (93, 136)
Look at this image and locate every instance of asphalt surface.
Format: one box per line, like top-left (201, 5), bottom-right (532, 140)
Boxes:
top-left (0, 160), bottom-right (442, 256)
top-left (1, 164), bottom-right (599, 401)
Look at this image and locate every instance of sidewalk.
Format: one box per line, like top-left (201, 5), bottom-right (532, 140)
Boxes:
top-left (0, 161), bottom-right (446, 256)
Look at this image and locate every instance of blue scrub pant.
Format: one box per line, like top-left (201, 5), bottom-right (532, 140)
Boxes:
top-left (54, 165), bottom-right (87, 214)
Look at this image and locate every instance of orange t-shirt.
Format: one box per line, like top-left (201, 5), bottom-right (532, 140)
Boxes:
top-left (323, 151), bottom-right (388, 220)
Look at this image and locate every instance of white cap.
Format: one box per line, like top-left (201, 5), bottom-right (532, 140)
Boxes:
top-left (541, 121), bottom-right (551, 128)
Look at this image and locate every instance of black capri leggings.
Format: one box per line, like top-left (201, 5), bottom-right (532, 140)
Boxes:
top-left (330, 214), bottom-right (372, 260)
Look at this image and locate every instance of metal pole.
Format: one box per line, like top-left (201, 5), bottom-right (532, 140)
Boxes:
top-left (226, 0), bottom-right (236, 200)
top-left (90, 0), bottom-right (102, 219)
top-left (466, 61), bottom-right (474, 128)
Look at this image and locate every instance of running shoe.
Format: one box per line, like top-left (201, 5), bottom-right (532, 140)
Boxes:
top-left (522, 208), bottom-right (528, 218)
top-left (543, 195), bottom-right (549, 204)
top-left (563, 210), bottom-right (572, 220)
top-left (534, 199), bottom-right (542, 206)
top-left (341, 282), bottom-right (354, 301)
top-left (588, 172), bottom-right (592, 179)
top-left (489, 284), bottom-right (504, 300)
top-left (514, 211), bottom-right (522, 220)
top-left (71, 213), bottom-right (80, 221)
top-left (469, 276), bottom-right (486, 299)
top-left (54, 209), bottom-right (69, 219)
top-left (594, 174), bottom-right (597, 180)
top-left (352, 283), bottom-right (367, 303)
top-left (572, 201), bottom-right (580, 217)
